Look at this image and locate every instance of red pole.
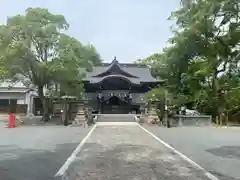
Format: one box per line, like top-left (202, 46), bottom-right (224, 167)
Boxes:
top-left (8, 113), bottom-right (16, 128)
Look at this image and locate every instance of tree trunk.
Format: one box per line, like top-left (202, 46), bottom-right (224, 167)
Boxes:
top-left (63, 102), bottom-right (68, 126)
top-left (42, 98), bottom-right (50, 122)
top-left (38, 86), bottom-right (50, 122)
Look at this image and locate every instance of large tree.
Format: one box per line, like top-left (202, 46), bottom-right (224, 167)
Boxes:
top-left (139, 0), bottom-right (240, 122)
top-left (171, 0), bottom-right (240, 118)
top-left (0, 58), bottom-right (7, 79)
top-left (0, 8), bottom-right (101, 121)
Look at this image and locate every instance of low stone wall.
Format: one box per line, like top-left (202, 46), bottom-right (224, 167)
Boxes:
top-left (0, 114), bottom-right (9, 121)
top-left (170, 115), bottom-right (212, 127)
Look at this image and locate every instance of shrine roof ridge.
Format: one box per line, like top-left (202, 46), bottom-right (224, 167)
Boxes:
top-left (100, 62), bottom-right (147, 68)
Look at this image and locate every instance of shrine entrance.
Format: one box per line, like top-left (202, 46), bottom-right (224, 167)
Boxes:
top-left (109, 96), bottom-right (121, 106)
top-left (94, 74), bottom-right (135, 114)
top-left (102, 95), bottom-right (131, 114)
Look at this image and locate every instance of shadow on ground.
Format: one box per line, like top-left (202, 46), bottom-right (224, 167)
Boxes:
top-left (206, 146), bottom-right (240, 160)
top-left (206, 146), bottom-right (240, 180)
top-left (0, 143), bottom-right (78, 180)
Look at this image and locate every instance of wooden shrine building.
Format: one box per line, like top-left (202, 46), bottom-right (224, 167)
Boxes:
top-left (82, 57), bottom-right (163, 114)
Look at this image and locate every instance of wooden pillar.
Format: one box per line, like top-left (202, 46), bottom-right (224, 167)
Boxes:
top-left (99, 102), bottom-right (102, 114)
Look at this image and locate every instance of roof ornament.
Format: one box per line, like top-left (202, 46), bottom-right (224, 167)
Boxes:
top-left (111, 56), bottom-right (118, 64)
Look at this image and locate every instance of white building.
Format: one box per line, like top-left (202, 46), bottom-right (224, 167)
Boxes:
top-left (0, 81), bottom-right (38, 114)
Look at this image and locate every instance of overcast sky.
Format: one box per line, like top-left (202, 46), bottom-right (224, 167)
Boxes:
top-left (0, 0), bottom-right (180, 63)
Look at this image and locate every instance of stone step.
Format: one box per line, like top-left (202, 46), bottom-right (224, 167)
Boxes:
top-left (97, 114), bottom-right (136, 122)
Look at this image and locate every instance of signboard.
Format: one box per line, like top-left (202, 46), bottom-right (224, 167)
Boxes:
top-left (17, 99), bottom-right (25, 105)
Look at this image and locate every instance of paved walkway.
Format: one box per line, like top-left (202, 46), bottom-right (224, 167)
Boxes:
top-left (144, 125), bottom-right (240, 180)
top-left (61, 124), bottom-right (215, 180)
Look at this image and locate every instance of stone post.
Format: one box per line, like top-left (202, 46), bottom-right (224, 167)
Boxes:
top-left (138, 106), bottom-right (145, 123)
top-left (178, 116), bottom-right (183, 126)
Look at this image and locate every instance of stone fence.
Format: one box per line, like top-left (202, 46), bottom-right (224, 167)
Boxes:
top-left (170, 115), bottom-right (212, 127)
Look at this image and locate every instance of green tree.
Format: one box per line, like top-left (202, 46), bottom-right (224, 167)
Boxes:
top-left (171, 0), bottom-right (240, 118)
top-left (0, 59), bottom-right (7, 79)
top-left (139, 0), bottom-right (240, 123)
top-left (0, 8), bottom-right (101, 121)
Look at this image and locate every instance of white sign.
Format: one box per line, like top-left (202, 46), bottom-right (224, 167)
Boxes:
top-left (165, 105), bottom-right (168, 110)
top-left (17, 99), bottom-right (25, 105)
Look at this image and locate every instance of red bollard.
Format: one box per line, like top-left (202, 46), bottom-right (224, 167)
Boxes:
top-left (8, 113), bottom-right (16, 128)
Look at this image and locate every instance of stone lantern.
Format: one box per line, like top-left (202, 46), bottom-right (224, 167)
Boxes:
top-left (147, 94), bottom-right (159, 124)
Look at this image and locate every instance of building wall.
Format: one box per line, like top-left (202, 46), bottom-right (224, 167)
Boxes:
top-left (0, 90), bottom-right (38, 114)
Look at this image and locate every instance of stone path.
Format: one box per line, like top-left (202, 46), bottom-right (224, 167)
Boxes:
top-left (62, 125), bottom-right (214, 180)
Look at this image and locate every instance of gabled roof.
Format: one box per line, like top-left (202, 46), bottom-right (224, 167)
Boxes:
top-left (0, 81), bottom-right (30, 93)
top-left (93, 57), bottom-right (139, 78)
top-left (83, 57), bottom-right (162, 84)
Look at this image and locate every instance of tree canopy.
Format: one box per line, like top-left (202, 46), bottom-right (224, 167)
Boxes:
top-left (0, 8), bottom-right (101, 121)
top-left (137, 0), bottom-right (240, 123)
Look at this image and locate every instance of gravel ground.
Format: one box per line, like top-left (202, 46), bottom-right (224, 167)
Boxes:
top-left (0, 125), bottom-right (91, 180)
top-left (144, 125), bottom-right (240, 180)
top-left (63, 125), bottom-right (215, 180)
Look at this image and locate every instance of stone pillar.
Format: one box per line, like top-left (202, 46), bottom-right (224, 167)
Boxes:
top-left (139, 105), bottom-right (145, 123)
top-left (178, 116), bottom-right (183, 126)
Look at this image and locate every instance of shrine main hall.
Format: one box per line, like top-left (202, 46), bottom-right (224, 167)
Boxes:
top-left (82, 57), bottom-right (163, 114)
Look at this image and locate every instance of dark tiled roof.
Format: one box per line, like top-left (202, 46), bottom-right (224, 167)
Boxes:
top-left (83, 59), bottom-right (162, 84)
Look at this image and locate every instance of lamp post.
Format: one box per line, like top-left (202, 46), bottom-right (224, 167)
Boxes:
top-left (61, 95), bottom-right (68, 126)
top-left (43, 88), bottom-right (53, 122)
top-left (164, 90), bottom-right (170, 128)
top-left (7, 85), bottom-right (12, 114)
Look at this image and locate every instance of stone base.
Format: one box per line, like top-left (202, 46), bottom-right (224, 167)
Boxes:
top-left (73, 102), bottom-right (86, 125)
top-left (147, 115), bottom-right (158, 124)
top-left (72, 116), bottom-right (86, 125)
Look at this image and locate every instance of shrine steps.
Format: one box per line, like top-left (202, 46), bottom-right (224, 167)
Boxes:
top-left (97, 114), bottom-right (136, 122)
